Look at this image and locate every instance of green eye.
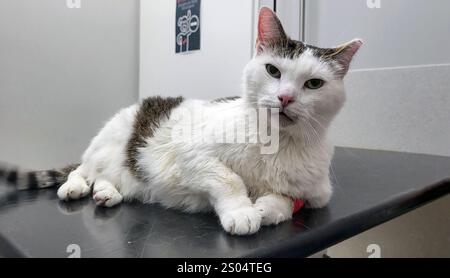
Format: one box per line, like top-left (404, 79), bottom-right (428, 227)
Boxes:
top-left (265, 64), bottom-right (281, 79)
top-left (304, 79), bottom-right (325, 90)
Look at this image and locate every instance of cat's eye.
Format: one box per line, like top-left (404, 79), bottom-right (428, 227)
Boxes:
top-left (304, 79), bottom-right (325, 90)
top-left (265, 64), bottom-right (281, 79)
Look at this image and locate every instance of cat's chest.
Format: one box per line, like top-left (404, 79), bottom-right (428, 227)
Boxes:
top-left (218, 143), bottom-right (330, 196)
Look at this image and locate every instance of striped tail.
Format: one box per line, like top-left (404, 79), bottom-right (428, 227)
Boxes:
top-left (0, 162), bottom-right (80, 190)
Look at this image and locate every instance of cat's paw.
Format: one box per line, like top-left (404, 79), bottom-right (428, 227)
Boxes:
top-left (220, 207), bottom-right (261, 235)
top-left (93, 187), bottom-right (123, 207)
top-left (57, 177), bottom-right (90, 201)
top-left (254, 196), bottom-right (292, 226)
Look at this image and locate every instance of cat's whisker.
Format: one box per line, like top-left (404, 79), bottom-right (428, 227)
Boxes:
top-left (308, 114), bottom-right (327, 132)
top-left (304, 119), bottom-right (342, 194)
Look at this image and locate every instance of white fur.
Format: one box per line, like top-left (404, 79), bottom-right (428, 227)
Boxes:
top-left (57, 46), bottom-right (350, 235)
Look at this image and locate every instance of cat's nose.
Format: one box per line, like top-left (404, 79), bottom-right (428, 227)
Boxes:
top-left (278, 94), bottom-right (294, 108)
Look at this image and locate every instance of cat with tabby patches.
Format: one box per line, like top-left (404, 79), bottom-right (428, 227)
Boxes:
top-left (0, 8), bottom-right (362, 235)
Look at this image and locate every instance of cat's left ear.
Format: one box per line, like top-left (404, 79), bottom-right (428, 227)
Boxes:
top-left (330, 39), bottom-right (363, 76)
top-left (256, 7), bottom-right (287, 54)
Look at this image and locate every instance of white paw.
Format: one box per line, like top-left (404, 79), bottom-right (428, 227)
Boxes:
top-left (57, 177), bottom-right (90, 201)
top-left (220, 207), bottom-right (261, 235)
top-left (92, 187), bottom-right (123, 207)
top-left (254, 197), bottom-right (292, 226)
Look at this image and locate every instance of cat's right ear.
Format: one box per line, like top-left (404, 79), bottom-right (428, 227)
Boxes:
top-left (256, 7), bottom-right (287, 54)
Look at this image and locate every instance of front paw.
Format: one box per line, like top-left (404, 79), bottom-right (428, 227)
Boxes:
top-left (254, 197), bottom-right (292, 226)
top-left (57, 178), bottom-right (90, 201)
top-left (219, 207), bottom-right (261, 235)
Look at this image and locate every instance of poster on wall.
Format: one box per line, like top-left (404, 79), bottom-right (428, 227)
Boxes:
top-left (175, 0), bottom-right (201, 53)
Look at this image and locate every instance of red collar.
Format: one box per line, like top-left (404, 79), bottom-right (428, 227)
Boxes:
top-left (293, 199), bottom-right (305, 214)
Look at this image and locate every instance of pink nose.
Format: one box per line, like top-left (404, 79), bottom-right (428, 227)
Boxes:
top-left (278, 94), bottom-right (294, 107)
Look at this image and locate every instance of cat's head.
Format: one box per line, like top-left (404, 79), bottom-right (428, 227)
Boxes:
top-left (243, 7), bottom-right (362, 137)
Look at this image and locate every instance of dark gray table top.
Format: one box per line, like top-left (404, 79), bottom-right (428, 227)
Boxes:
top-left (0, 147), bottom-right (449, 258)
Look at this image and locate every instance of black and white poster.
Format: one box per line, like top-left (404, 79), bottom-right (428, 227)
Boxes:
top-left (175, 0), bottom-right (201, 53)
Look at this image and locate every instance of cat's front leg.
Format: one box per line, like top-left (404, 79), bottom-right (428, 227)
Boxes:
top-left (254, 194), bottom-right (293, 226)
top-left (200, 164), bottom-right (261, 235)
top-left (304, 177), bottom-right (333, 209)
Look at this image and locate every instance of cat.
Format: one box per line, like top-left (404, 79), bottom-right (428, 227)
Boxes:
top-left (0, 7), bottom-right (362, 235)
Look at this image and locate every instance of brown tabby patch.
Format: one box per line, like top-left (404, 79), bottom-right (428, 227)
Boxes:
top-left (126, 96), bottom-right (184, 180)
top-left (265, 38), bottom-right (307, 59)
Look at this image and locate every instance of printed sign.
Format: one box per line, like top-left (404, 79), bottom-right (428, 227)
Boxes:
top-left (176, 0), bottom-right (201, 53)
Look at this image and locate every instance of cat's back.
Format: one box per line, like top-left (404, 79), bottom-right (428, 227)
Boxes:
top-left (81, 97), bottom-right (186, 182)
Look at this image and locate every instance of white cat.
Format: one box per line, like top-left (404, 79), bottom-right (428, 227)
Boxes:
top-left (0, 8), bottom-right (362, 235)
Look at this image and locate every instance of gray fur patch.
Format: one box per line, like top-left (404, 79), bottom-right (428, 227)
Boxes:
top-left (126, 96), bottom-right (184, 180)
top-left (307, 45), bottom-right (346, 75)
top-left (265, 38), bottom-right (307, 59)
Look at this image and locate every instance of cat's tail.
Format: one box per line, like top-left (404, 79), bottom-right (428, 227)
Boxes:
top-left (0, 162), bottom-right (80, 190)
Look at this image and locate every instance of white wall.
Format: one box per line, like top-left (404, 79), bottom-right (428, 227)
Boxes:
top-left (305, 0), bottom-right (450, 69)
top-left (140, 0), bottom-right (256, 100)
top-left (303, 0), bottom-right (450, 156)
top-left (0, 0), bottom-right (139, 169)
top-left (331, 65), bottom-right (450, 156)
top-left (274, 0), bottom-right (301, 41)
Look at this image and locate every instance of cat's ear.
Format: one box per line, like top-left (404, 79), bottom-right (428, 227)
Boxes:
top-left (330, 39), bottom-right (363, 76)
top-left (256, 7), bottom-right (287, 54)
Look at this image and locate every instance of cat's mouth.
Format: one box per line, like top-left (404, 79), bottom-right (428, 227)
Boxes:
top-left (265, 106), bottom-right (297, 126)
top-left (279, 111), bottom-right (293, 121)
top-left (278, 111), bottom-right (296, 126)
top-left (280, 111), bottom-right (294, 122)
